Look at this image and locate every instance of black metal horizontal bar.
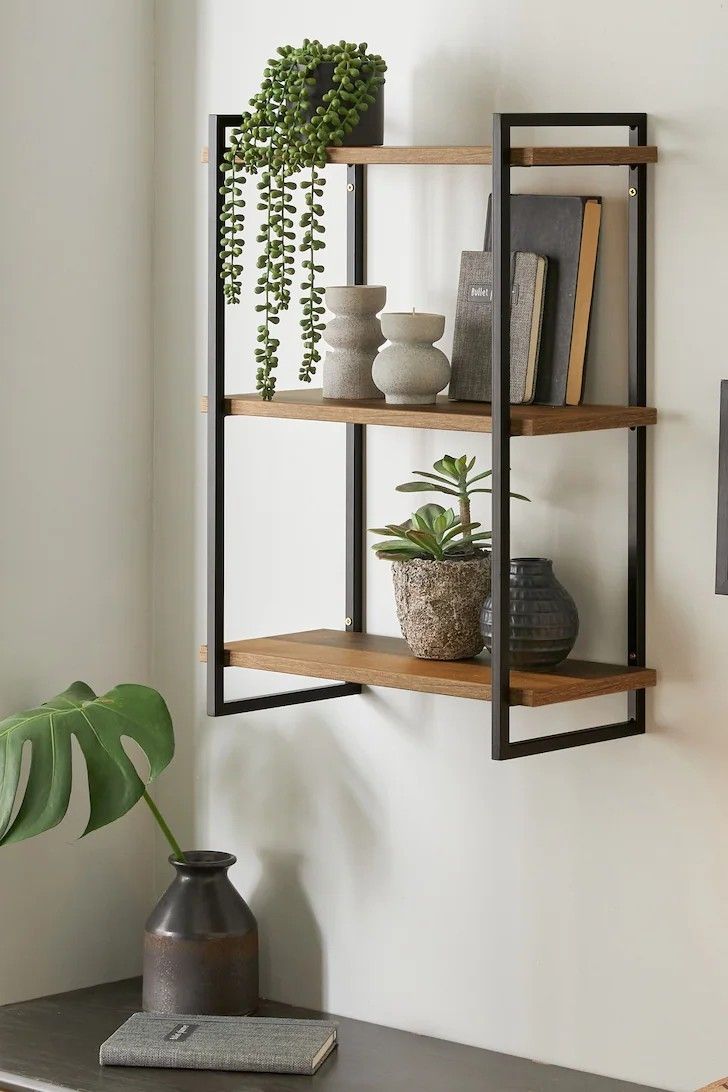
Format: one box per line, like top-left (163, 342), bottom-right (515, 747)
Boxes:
top-left (219, 682), bottom-right (361, 716)
top-left (499, 112), bottom-right (646, 129)
top-left (499, 718), bottom-right (644, 760)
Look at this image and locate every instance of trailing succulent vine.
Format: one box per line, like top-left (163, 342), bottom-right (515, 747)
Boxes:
top-left (219, 40), bottom-right (387, 400)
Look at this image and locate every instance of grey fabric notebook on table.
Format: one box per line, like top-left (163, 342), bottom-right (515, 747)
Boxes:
top-left (449, 250), bottom-right (547, 404)
top-left (99, 1012), bottom-right (338, 1074)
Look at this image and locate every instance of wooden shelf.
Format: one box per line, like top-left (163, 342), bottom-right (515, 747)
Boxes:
top-left (201, 145), bottom-right (658, 167)
top-left (201, 390), bottom-right (657, 436)
top-left (199, 629), bottom-right (656, 707)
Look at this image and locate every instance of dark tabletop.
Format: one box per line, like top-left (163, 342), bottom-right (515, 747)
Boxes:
top-left (0, 978), bottom-right (665, 1092)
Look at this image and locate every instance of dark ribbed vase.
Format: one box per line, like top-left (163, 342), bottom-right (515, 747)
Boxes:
top-left (304, 62), bottom-right (384, 146)
top-left (480, 557), bottom-right (579, 669)
top-left (143, 851), bottom-right (258, 1016)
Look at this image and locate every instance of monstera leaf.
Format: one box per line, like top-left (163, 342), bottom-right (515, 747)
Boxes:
top-left (0, 681), bottom-right (174, 846)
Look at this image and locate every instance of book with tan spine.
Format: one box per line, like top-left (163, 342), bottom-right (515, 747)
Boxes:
top-left (484, 193), bottom-right (602, 406)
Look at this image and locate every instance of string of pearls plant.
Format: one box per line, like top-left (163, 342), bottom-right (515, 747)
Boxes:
top-left (219, 40), bottom-right (386, 400)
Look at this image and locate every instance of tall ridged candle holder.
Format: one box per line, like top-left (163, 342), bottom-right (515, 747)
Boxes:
top-left (322, 285), bottom-right (386, 399)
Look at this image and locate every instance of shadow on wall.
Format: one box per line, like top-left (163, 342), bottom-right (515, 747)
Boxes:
top-left (250, 849), bottom-right (324, 1008)
top-left (152, 0), bottom-right (201, 864)
top-left (412, 48), bottom-right (504, 146)
top-left (409, 52), bottom-right (500, 330)
top-left (212, 713), bottom-right (384, 1009)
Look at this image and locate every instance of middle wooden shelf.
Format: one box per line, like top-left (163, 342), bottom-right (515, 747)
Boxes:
top-left (199, 629), bottom-right (657, 707)
top-left (201, 389), bottom-right (657, 436)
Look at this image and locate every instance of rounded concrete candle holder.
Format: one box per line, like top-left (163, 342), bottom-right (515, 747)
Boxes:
top-left (322, 285), bottom-right (386, 400)
top-left (372, 312), bottom-right (451, 404)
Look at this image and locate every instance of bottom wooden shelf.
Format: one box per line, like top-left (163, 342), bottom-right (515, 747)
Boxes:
top-left (199, 629), bottom-right (656, 708)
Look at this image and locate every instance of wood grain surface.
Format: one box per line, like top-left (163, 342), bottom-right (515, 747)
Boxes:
top-left (0, 977), bottom-right (666, 1092)
top-left (200, 390), bottom-right (658, 437)
top-left (199, 629), bottom-right (656, 707)
top-left (201, 144), bottom-right (658, 167)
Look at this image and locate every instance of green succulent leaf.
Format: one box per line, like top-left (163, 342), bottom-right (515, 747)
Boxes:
top-left (369, 526), bottom-right (405, 538)
top-left (413, 503), bottom-right (447, 528)
top-left (411, 471), bottom-right (458, 486)
top-left (396, 481), bottom-right (459, 497)
top-left (370, 448), bottom-right (527, 562)
top-left (433, 457), bottom-right (459, 480)
top-left (405, 529), bottom-right (443, 560)
top-left (0, 682), bottom-right (174, 846)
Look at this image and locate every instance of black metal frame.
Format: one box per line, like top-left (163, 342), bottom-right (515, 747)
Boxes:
top-left (207, 116), bottom-right (363, 715)
top-left (207, 111), bottom-right (650, 761)
top-left (491, 112), bottom-right (648, 758)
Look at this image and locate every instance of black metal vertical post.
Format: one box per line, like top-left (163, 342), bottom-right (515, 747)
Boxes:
top-left (346, 164), bottom-right (366, 635)
top-left (491, 115), bottom-right (512, 760)
top-left (207, 114), bottom-right (227, 716)
top-left (207, 118), bottom-right (360, 715)
top-left (628, 116), bottom-right (647, 731)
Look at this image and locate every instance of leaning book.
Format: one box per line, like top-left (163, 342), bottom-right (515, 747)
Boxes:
top-left (449, 249), bottom-right (547, 404)
top-left (99, 1012), bottom-right (338, 1075)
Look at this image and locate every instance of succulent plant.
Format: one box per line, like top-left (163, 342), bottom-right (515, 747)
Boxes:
top-left (370, 503), bottom-right (491, 562)
top-left (218, 40), bottom-right (386, 400)
top-left (396, 453), bottom-right (529, 550)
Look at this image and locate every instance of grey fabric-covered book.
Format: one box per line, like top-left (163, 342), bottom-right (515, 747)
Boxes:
top-left (448, 250), bottom-right (547, 404)
top-left (99, 1012), bottom-right (338, 1074)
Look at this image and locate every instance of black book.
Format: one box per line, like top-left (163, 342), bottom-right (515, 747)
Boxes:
top-left (485, 194), bottom-right (601, 406)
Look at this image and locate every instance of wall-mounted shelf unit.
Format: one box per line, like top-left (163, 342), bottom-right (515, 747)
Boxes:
top-left (204, 112), bottom-right (657, 760)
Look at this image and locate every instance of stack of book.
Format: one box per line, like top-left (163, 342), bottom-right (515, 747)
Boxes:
top-left (99, 1011), bottom-right (338, 1075)
top-left (449, 193), bottom-right (602, 407)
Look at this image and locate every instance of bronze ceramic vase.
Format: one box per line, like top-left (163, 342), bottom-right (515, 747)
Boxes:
top-left (143, 851), bottom-right (258, 1016)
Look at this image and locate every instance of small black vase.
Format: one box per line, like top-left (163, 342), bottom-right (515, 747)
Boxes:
top-left (480, 557), bottom-right (579, 669)
top-left (143, 851), bottom-right (258, 1016)
top-left (305, 62), bottom-right (384, 146)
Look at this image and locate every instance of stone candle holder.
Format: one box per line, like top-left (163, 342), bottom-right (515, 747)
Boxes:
top-left (372, 312), bottom-right (451, 404)
top-left (322, 285), bottom-right (386, 400)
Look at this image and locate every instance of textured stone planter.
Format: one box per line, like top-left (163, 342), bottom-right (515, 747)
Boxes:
top-left (392, 555), bottom-right (490, 660)
top-left (323, 285), bottom-right (386, 399)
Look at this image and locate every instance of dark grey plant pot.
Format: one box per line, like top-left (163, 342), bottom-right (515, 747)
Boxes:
top-left (305, 62), bottom-right (384, 146)
top-left (143, 851), bottom-right (258, 1016)
top-left (480, 557), bottom-right (579, 669)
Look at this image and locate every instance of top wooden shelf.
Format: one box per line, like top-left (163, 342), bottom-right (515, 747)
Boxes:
top-left (201, 390), bottom-right (657, 436)
top-left (201, 145), bottom-right (658, 168)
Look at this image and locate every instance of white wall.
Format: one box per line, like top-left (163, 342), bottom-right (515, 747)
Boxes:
top-left (152, 3), bottom-right (728, 1089)
top-left (0, 0), bottom-right (156, 1001)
